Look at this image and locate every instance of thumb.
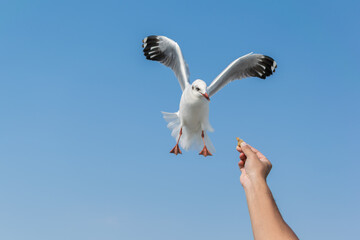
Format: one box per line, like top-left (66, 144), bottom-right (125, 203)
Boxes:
top-left (240, 142), bottom-right (256, 158)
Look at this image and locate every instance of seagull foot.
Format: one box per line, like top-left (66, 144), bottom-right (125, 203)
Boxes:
top-left (170, 144), bottom-right (182, 155)
top-left (199, 146), bottom-right (212, 157)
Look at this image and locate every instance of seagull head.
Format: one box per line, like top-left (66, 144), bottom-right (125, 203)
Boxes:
top-left (191, 79), bottom-right (210, 101)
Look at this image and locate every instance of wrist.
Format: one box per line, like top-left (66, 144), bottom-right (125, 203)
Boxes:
top-left (243, 176), bottom-right (268, 193)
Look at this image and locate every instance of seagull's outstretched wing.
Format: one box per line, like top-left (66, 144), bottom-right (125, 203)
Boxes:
top-left (142, 35), bottom-right (190, 91)
top-left (207, 53), bottom-right (277, 97)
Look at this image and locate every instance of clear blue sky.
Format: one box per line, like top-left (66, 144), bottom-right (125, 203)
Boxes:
top-left (0, 0), bottom-right (359, 239)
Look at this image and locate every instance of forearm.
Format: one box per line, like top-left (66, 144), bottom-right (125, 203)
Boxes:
top-left (244, 179), bottom-right (298, 240)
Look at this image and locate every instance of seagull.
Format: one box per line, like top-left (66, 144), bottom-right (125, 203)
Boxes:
top-left (142, 35), bottom-right (277, 157)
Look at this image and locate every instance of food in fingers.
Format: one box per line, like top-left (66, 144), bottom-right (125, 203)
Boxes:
top-left (236, 137), bottom-right (244, 147)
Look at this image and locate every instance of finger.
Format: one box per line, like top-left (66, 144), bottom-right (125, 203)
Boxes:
top-left (240, 142), bottom-right (256, 158)
top-left (236, 146), bottom-right (243, 153)
top-left (249, 145), bottom-right (267, 161)
top-left (249, 145), bottom-right (272, 170)
top-left (238, 160), bottom-right (245, 169)
top-left (240, 152), bottom-right (246, 161)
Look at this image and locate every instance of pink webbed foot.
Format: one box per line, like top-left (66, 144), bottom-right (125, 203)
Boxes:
top-left (170, 144), bottom-right (182, 155)
top-left (199, 146), bottom-right (212, 157)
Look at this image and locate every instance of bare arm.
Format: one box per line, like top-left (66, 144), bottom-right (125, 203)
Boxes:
top-left (237, 141), bottom-right (298, 240)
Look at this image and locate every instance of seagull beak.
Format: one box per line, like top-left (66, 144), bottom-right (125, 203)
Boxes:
top-left (202, 93), bottom-right (210, 101)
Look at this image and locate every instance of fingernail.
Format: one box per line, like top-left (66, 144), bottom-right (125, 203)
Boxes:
top-left (241, 141), bottom-right (247, 147)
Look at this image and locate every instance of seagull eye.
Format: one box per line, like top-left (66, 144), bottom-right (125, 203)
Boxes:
top-left (196, 87), bottom-right (200, 91)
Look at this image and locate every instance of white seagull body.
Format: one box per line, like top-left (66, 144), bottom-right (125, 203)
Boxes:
top-left (142, 35), bottom-right (277, 156)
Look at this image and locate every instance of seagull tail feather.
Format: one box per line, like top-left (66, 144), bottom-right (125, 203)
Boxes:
top-left (161, 111), bottom-right (181, 140)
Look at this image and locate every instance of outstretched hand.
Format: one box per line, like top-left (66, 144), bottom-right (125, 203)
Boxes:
top-left (237, 142), bottom-right (299, 240)
top-left (237, 142), bottom-right (272, 188)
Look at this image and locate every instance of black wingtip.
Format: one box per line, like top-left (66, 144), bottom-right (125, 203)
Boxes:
top-left (255, 55), bottom-right (277, 80)
top-left (142, 35), bottom-right (166, 62)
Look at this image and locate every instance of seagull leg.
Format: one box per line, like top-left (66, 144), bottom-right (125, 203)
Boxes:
top-left (199, 130), bottom-right (212, 157)
top-left (170, 128), bottom-right (182, 155)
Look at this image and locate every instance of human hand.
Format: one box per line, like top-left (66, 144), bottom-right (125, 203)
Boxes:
top-left (236, 142), bottom-right (272, 188)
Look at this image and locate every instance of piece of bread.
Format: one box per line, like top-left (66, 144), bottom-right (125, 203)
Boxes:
top-left (236, 137), bottom-right (244, 146)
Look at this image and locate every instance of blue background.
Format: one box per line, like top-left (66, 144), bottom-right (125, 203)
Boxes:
top-left (1, 0), bottom-right (359, 239)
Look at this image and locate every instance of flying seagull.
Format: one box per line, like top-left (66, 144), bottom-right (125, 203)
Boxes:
top-left (142, 35), bottom-right (277, 157)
